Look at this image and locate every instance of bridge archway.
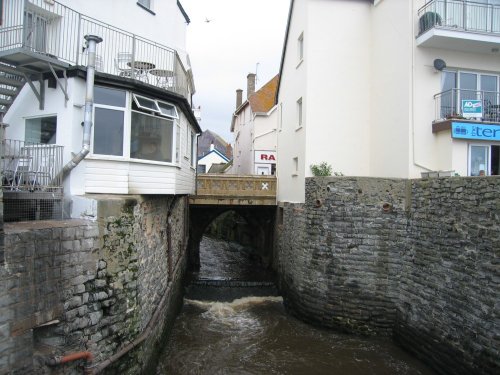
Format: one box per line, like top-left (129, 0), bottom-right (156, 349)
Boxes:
top-left (188, 205), bottom-right (276, 274)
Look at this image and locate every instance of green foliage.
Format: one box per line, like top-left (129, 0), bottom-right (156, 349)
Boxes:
top-left (310, 162), bottom-right (344, 177)
top-left (310, 162), bottom-right (333, 176)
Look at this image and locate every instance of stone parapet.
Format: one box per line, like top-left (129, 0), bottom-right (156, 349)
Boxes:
top-left (276, 176), bottom-right (499, 375)
top-left (0, 194), bottom-right (189, 374)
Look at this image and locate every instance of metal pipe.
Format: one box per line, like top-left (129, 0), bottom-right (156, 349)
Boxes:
top-left (61, 34), bottom-right (102, 177)
top-left (47, 351), bottom-right (93, 375)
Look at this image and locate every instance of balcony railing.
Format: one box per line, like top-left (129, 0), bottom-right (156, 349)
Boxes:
top-left (1, 139), bottom-right (63, 193)
top-left (434, 88), bottom-right (500, 122)
top-left (418, 0), bottom-right (500, 35)
top-left (0, 0), bottom-right (192, 98)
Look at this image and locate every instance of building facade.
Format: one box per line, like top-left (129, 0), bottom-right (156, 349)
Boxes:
top-left (0, 0), bottom-right (201, 219)
top-left (231, 73), bottom-right (279, 175)
top-left (276, 0), bottom-right (500, 202)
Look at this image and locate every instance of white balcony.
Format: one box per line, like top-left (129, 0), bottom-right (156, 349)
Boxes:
top-left (416, 0), bottom-right (500, 54)
top-left (0, 0), bottom-right (193, 99)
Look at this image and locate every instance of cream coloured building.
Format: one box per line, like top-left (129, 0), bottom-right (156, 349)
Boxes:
top-left (230, 74), bottom-right (279, 175)
top-left (276, 0), bottom-right (500, 203)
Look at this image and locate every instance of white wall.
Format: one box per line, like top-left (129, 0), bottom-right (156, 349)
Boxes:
top-left (276, 0), bottom-right (308, 203)
top-left (231, 104), bottom-right (254, 175)
top-left (198, 151), bottom-right (228, 173)
top-left (306, 0), bottom-right (372, 178)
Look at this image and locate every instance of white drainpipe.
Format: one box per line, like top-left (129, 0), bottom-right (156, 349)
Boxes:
top-left (61, 34), bottom-right (103, 176)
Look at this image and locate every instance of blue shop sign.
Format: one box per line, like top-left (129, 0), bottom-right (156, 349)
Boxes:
top-left (452, 122), bottom-right (500, 141)
top-left (461, 100), bottom-right (482, 118)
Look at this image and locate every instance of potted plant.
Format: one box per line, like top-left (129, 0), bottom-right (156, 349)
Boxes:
top-left (419, 11), bottom-right (442, 34)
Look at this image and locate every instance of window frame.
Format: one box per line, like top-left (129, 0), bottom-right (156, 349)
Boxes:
top-left (297, 32), bottom-right (304, 67)
top-left (24, 115), bottom-right (57, 144)
top-left (90, 87), bottom-right (182, 166)
top-left (296, 97), bottom-right (303, 129)
top-left (92, 91), bottom-right (128, 158)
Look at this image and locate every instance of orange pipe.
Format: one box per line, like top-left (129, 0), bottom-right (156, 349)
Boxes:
top-left (48, 351), bottom-right (93, 374)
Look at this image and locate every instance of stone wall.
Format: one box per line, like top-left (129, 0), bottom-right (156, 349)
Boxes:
top-left (275, 176), bottom-right (499, 375)
top-left (0, 194), bottom-right (189, 374)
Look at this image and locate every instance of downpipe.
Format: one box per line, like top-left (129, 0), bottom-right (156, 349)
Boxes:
top-left (61, 34), bottom-right (103, 176)
top-left (47, 351), bottom-right (93, 374)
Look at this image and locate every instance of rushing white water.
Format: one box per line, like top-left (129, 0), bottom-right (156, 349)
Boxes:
top-left (155, 236), bottom-right (435, 375)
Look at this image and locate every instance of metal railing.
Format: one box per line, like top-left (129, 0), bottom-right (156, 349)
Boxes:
top-left (1, 139), bottom-right (63, 192)
top-left (418, 0), bottom-right (500, 35)
top-left (0, 0), bottom-right (192, 98)
top-left (434, 88), bottom-right (500, 122)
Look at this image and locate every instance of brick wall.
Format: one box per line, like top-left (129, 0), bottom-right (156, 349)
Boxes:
top-left (0, 195), bottom-right (189, 374)
top-left (276, 177), bottom-right (499, 375)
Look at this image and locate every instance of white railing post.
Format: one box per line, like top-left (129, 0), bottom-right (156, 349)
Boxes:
top-left (76, 14), bottom-right (82, 65)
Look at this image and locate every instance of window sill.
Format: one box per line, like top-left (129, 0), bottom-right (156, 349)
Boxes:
top-left (296, 59), bottom-right (304, 69)
top-left (88, 155), bottom-right (177, 167)
top-left (136, 2), bottom-right (156, 15)
top-left (295, 126), bottom-right (303, 132)
top-left (292, 173), bottom-right (298, 177)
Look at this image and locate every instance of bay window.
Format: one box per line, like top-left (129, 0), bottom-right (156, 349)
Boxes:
top-left (92, 86), bottom-right (181, 164)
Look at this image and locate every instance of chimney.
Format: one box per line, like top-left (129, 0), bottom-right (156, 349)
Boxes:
top-left (236, 89), bottom-right (243, 109)
top-left (210, 143), bottom-right (215, 151)
top-left (247, 73), bottom-right (256, 98)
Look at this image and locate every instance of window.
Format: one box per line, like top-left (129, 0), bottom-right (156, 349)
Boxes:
top-left (469, 144), bottom-right (500, 176)
top-left (93, 87), bottom-right (126, 156)
top-left (293, 157), bottom-right (298, 176)
top-left (190, 131), bottom-right (197, 167)
top-left (297, 32), bottom-right (304, 63)
top-left (25, 116), bottom-right (57, 144)
top-left (92, 87), bottom-right (180, 164)
top-left (440, 70), bottom-right (499, 119)
top-left (131, 94), bottom-right (178, 163)
top-left (130, 112), bottom-right (173, 162)
top-left (297, 98), bottom-right (303, 128)
top-left (132, 94), bottom-right (178, 119)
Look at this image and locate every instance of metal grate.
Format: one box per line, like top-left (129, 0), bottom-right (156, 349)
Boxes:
top-left (1, 139), bottom-right (63, 222)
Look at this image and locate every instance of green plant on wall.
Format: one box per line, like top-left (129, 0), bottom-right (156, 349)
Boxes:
top-left (310, 162), bottom-right (332, 176)
top-left (310, 162), bottom-right (344, 176)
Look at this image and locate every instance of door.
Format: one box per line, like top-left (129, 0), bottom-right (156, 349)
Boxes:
top-left (24, 11), bottom-right (47, 52)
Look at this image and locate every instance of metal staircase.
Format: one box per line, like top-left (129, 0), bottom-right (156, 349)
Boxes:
top-left (0, 63), bottom-right (26, 116)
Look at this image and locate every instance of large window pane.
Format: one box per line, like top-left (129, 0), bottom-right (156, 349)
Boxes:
top-left (25, 116), bottom-right (57, 144)
top-left (470, 145), bottom-right (488, 176)
top-left (130, 112), bottom-right (173, 163)
top-left (481, 75), bottom-right (498, 106)
top-left (95, 86), bottom-right (126, 107)
top-left (93, 108), bottom-right (124, 156)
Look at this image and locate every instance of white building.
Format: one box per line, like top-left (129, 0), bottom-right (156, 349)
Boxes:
top-left (197, 144), bottom-right (230, 174)
top-left (230, 74), bottom-right (279, 176)
top-left (0, 0), bottom-right (201, 219)
top-left (276, 0), bottom-right (500, 203)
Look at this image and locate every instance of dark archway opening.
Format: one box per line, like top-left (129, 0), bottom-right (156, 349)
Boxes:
top-left (187, 205), bottom-right (277, 299)
top-left (197, 210), bottom-right (274, 281)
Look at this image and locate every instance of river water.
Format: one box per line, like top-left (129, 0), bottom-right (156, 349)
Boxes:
top-left (156, 236), bottom-right (435, 375)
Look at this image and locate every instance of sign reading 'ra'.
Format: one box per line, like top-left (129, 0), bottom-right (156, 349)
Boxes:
top-left (254, 150), bottom-right (277, 164)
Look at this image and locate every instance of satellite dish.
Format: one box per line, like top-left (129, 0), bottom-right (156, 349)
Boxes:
top-left (433, 59), bottom-right (446, 71)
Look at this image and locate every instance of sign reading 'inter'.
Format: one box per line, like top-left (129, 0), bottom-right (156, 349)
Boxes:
top-left (452, 122), bottom-right (500, 141)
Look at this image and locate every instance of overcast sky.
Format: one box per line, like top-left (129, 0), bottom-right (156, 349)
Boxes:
top-left (180, 0), bottom-right (290, 142)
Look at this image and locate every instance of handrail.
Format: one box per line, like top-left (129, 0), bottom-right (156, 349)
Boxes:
top-left (418, 0), bottom-right (500, 35)
top-left (434, 88), bottom-right (500, 122)
top-left (0, 0), bottom-right (192, 98)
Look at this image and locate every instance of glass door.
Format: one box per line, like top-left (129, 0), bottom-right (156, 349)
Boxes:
top-left (24, 11), bottom-right (47, 52)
